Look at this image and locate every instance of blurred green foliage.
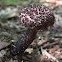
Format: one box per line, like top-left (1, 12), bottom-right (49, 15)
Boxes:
top-left (0, 0), bottom-right (45, 6)
top-left (3, 0), bottom-right (20, 5)
top-left (0, 0), bottom-right (29, 5)
top-left (31, 2), bottom-right (45, 5)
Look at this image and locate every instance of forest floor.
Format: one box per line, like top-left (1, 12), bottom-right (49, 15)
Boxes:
top-left (0, 1), bottom-right (62, 62)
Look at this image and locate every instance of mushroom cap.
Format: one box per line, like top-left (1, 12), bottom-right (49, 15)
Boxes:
top-left (18, 5), bottom-right (55, 30)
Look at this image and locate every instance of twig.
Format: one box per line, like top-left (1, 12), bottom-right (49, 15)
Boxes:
top-left (43, 41), bottom-right (59, 48)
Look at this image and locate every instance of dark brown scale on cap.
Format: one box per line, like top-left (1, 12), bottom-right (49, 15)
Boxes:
top-left (10, 5), bottom-right (55, 56)
top-left (18, 5), bottom-right (55, 29)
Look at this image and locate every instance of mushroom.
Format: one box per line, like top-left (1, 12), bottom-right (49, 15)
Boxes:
top-left (10, 5), bottom-right (55, 56)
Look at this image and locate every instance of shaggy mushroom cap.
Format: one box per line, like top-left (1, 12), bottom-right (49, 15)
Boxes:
top-left (18, 5), bottom-right (55, 30)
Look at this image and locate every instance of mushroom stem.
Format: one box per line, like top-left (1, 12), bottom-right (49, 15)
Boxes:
top-left (10, 27), bottom-right (37, 56)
